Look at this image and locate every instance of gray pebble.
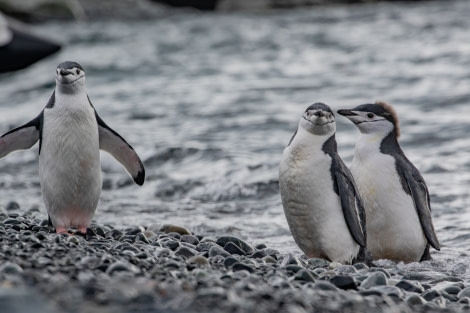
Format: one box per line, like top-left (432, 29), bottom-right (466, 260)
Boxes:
top-left (175, 246), bottom-right (198, 258)
top-left (395, 280), bottom-right (424, 293)
top-left (186, 255), bottom-right (210, 267)
top-left (159, 224), bottom-right (191, 235)
top-left (360, 271), bottom-right (388, 289)
top-left (232, 262), bottom-right (255, 273)
top-left (0, 262), bottom-right (23, 275)
top-left (294, 269), bottom-right (315, 282)
top-left (224, 242), bottom-right (245, 255)
top-left (406, 294), bottom-right (427, 306)
top-left (216, 236), bottom-right (254, 255)
top-left (106, 261), bottom-right (135, 275)
top-left (224, 256), bottom-right (239, 268)
top-left (181, 234), bottom-right (199, 245)
top-left (422, 289), bottom-right (441, 301)
top-left (458, 287), bottom-right (470, 299)
top-left (209, 246), bottom-right (231, 258)
top-left (329, 275), bottom-right (357, 290)
top-left (307, 258), bottom-right (330, 268)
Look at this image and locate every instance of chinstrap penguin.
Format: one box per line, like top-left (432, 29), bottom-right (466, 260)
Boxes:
top-left (338, 101), bottom-right (440, 262)
top-left (0, 61), bottom-right (145, 234)
top-left (279, 102), bottom-right (371, 264)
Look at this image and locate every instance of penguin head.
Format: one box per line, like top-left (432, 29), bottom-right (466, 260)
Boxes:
top-left (337, 101), bottom-right (400, 138)
top-left (300, 102), bottom-right (336, 136)
top-left (55, 61), bottom-right (85, 93)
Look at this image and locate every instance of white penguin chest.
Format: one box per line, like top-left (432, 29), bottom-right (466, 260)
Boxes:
top-left (351, 136), bottom-right (426, 260)
top-left (39, 101), bottom-right (101, 176)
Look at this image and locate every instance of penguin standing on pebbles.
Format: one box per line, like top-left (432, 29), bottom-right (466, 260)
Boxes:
top-left (0, 61), bottom-right (145, 234)
top-left (338, 101), bottom-right (440, 262)
top-left (279, 103), bottom-right (370, 264)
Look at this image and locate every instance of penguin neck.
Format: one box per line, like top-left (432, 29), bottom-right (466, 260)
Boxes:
top-left (55, 85), bottom-right (89, 105)
top-left (355, 129), bottom-right (399, 159)
top-left (289, 127), bottom-right (332, 158)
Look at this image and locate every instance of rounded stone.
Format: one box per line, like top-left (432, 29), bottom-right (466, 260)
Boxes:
top-left (249, 250), bottom-right (267, 259)
top-left (0, 262), bottom-right (23, 274)
top-left (232, 262), bottom-right (255, 273)
top-left (307, 258), bottom-right (330, 268)
top-left (159, 224), bottom-right (191, 235)
top-left (458, 287), bottom-right (470, 299)
top-left (186, 255), bottom-right (210, 267)
top-left (360, 271), bottom-right (388, 289)
top-left (406, 294), bottom-right (426, 306)
top-left (224, 256), bottom-right (239, 268)
top-left (224, 242), bottom-right (245, 255)
top-left (329, 275), bottom-right (357, 290)
top-left (294, 269), bottom-right (315, 282)
top-left (209, 246), bottom-right (231, 258)
top-left (312, 281), bottom-right (338, 291)
top-left (216, 236), bottom-right (254, 255)
top-left (181, 235), bottom-right (199, 245)
top-left (175, 246), bottom-right (198, 259)
top-left (395, 280), bottom-right (424, 293)
top-left (106, 261), bottom-right (135, 275)
top-left (422, 289), bottom-right (441, 301)
top-left (262, 256), bottom-right (277, 264)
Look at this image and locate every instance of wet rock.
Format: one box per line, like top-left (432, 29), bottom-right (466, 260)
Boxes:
top-left (232, 262), bottom-right (255, 273)
top-left (0, 262), bottom-right (23, 274)
top-left (223, 242), bottom-right (245, 255)
top-left (181, 235), bottom-right (199, 245)
top-left (249, 250), bottom-right (267, 259)
top-left (422, 289), bottom-right (441, 301)
top-left (294, 269), bottom-right (315, 282)
top-left (105, 261), bottom-right (138, 275)
top-left (209, 246), bottom-right (231, 258)
top-left (6, 201), bottom-right (20, 211)
top-left (223, 256), bottom-right (239, 268)
top-left (396, 280), bottom-right (425, 293)
top-left (160, 224), bottom-right (191, 235)
top-left (406, 294), bottom-right (427, 306)
top-left (307, 258), bottom-right (330, 268)
top-left (360, 271), bottom-right (388, 289)
top-left (458, 287), bottom-right (470, 299)
top-left (216, 236), bottom-right (254, 255)
top-left (175, 246), bottom-right (198, 258)
top-left (187, 255), bottom-right (210, 267)
top-left (329, 275), bottom-right (357, 290)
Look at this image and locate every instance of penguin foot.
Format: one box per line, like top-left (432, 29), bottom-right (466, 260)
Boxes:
top-left (78, 226), bottom-right (87, 234)
top-left (55, 227), bottom-right (73, 235)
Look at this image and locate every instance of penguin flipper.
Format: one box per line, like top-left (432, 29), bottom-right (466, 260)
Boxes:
top-left (95, 112), bottom-right (145, 185)
top-left (0, 114), bottom-right (41, 159)
top-left (405, 172), bottom-right (440, 251)
top-left (333, 163), bottom-right (366, 248)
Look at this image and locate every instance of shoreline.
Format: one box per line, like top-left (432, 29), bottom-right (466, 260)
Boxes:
top-left (1, 210), bottom-right (469, 313)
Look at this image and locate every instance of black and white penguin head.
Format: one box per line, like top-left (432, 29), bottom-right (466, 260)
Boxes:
top-left (338, 101), bottom-right (400, 138)
top-left (300, 102), bottom-right (336, 136)
top-left (55, 61), bottom-right (85, 93)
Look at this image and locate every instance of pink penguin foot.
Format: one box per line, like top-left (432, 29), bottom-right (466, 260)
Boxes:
top-left (55, 227), bottom-right (73, 235)
top-left (78, 226), bottom-right (88, 235)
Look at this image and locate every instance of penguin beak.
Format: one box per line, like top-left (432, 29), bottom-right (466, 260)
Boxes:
top-left (337, 109), bottom-right (357, 117)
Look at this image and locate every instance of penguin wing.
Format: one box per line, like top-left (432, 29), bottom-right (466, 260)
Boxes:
top-left (332, 157), bottom-right (367, 247)
top-left (95, 112), bottom-right (145, 185)
top-left (404, 168), bottom-right (440, 250)
top-left (0, 113), bottom-right (42, 158)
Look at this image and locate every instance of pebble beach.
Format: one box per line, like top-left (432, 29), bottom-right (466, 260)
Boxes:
top-left (1, 207), bottom-right (470, 313)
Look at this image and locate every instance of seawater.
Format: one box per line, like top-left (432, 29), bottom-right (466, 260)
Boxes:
top-left (1, 0), bottom-right (470, 270)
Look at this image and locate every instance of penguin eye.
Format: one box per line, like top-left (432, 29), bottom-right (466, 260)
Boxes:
top-left (76, 69), bottom-right (81, 75)
top-left (367, 113), bottom-right (374, 119)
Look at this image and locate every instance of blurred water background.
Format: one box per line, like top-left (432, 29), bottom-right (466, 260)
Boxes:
top-left (0, 0), bottom-right (469, 263)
